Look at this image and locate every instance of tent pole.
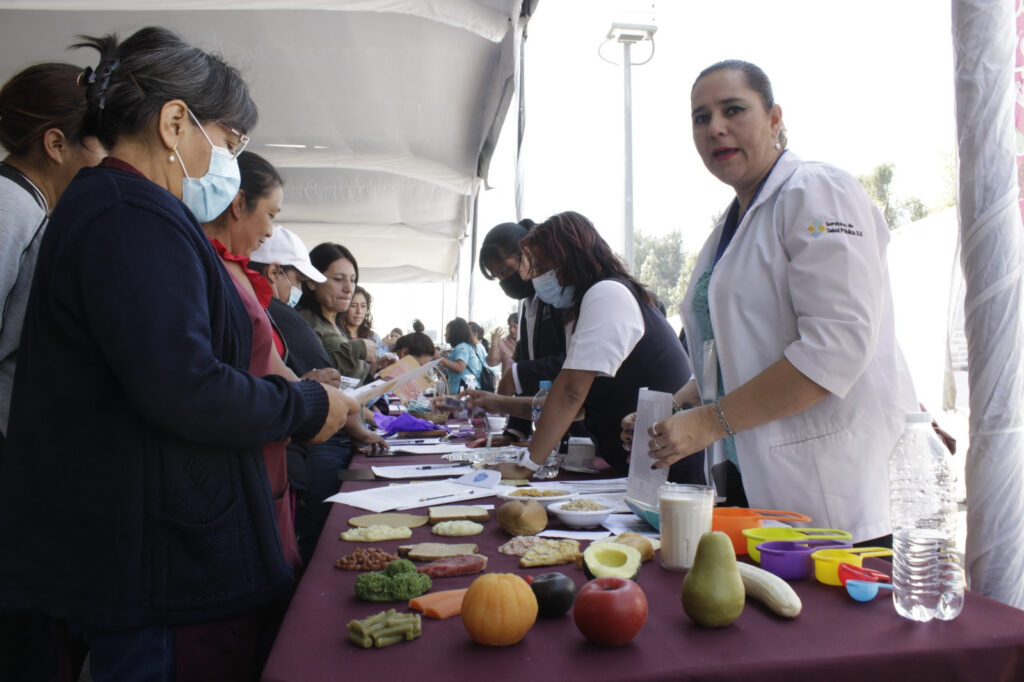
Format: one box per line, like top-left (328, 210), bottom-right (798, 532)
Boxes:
top-left (953, 0), bottom-right (1024, 609)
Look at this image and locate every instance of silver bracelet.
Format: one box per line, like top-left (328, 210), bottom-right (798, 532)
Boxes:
top-left (713, 397), bottom-right (736, 437)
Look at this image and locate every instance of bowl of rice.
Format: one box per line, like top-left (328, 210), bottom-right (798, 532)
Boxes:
top-left (548, 498), bottom-right (613, 529)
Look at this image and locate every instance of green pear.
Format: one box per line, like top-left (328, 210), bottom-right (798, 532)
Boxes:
top-left (681, 531), bottom-right (745, 627)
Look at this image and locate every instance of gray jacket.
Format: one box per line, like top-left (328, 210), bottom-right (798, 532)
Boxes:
top-left (0, 166), bottom-right (47, 435)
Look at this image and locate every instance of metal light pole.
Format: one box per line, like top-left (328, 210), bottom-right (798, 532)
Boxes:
top-left (607, 23), bottom-right (656, 274)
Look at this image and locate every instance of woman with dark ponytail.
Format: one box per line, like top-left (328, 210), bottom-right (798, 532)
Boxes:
top-left (0, 57), bottom-right (104, 682)
top-left (0, 27), bottom-right (349, 680)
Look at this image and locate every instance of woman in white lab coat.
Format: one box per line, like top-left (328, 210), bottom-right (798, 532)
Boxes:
top-left (642, 60), bottom-right (917, 543)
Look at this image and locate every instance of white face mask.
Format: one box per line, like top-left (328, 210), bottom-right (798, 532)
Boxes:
top-left (177, 109), bottom-right (241, 223)
top-left (288, 285), bottom-right (302, 308)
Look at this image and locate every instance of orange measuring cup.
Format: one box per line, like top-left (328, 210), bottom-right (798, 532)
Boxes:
top-left (712, 507), bottom-right (812, 555)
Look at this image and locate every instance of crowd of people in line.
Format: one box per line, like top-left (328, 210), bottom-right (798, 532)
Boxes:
top-left (0, 24), bottom-right (919, 682)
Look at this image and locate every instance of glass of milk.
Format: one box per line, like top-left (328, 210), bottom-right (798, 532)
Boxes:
top-left (658, 483), bottom-right (714, 571)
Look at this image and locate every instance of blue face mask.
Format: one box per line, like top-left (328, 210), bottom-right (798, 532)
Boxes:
top-left (532, 269), bottom-right (575, 308)
top-left (288, 285), bottom-right (302, 308)
top-left (177, 110), bottom-right (241, 223)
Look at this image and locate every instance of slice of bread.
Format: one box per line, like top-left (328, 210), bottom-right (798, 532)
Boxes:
top-left (428, 505), bottom-right (490, 524)
top-left (397, 542), bottom-right (480, 561)
top-left (431, 520), bottom-right (484, 537)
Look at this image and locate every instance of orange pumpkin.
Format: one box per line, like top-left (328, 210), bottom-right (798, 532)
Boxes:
top-left (460, 573), bottom-right (538, 646)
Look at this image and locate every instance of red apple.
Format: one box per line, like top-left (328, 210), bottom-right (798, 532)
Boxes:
top-left (573, 577), bottom-right (648, 646)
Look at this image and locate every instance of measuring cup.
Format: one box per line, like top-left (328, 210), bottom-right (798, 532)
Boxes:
top-left (712, 508), bottom-right (813, 555)
top-left (837, 561), bottom-right (891, 588)
top-left (846, 579), bottom-right (895, 602)
top-left (756, 540), bottom-right (853, 579)
top-left (811, 547), bottom-right (893, 586)
top-left (741, 527), bottom-right (854, 563)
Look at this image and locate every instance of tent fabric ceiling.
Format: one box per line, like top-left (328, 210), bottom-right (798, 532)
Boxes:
top-left (0, 0), bottom-right (528, 283)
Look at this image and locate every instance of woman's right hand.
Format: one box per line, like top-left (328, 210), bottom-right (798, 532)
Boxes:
top-left (620, 412), bottom-right (637, 451)
top-left (459, 389), bottom-right (502, 414)
top-left (303, 367), bottom-right (341, 387)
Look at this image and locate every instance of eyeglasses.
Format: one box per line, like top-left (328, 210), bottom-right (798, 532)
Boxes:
top-left (186, 107), bottom-right (250, 160)
top-left (216, 121), bottom-right (250, 160)
top-left (491, 258), bottom-right (521, 281)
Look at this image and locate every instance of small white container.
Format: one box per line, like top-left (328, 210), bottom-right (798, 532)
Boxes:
top-left (548, 500), bottom-right (613, 529)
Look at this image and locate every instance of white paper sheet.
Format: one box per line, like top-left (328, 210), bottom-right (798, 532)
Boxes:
top-left (390, 443), bottom-right (471, 455)
top-left (601, 513), bottom-right (661, 538)
top-left (557, 478), bottom-right (629, 494)
top-left (539, 529), bottom-right (612, 541)
top-left (371, 463), bottom-right (474, 479)
top-left (626, 388), bottom-right (672, 507)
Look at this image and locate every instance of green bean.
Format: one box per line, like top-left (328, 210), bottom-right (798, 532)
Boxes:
top-left (374, 633), bottom-right (405, 648)
top-left (347, 610), bottom-right (422, 649)
top-left (348, 630), bottom-right (374, 648)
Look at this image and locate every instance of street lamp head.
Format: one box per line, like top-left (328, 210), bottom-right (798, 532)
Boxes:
top-left (607, 23), bottom-right (657, 43)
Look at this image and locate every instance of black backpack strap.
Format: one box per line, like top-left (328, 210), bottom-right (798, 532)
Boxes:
top-left (0, 162), bottom-right (47, 211)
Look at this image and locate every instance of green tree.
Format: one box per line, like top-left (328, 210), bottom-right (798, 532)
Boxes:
top-left (857, 162), bottom-right (931, 229)
top-left (633, 230), bottom-right (697, 316)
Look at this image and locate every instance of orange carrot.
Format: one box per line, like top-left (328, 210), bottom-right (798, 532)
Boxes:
top-left (408, 588), bottom-right (468, 619)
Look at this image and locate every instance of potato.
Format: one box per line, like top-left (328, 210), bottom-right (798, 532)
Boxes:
top-left (497, 500), bottom-right (547, 536)
top-left (615, 533), bottom-right (656, 562)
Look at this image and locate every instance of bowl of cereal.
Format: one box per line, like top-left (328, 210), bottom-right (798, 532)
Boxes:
top-left (548, 498), bottom-right (613, 529)
top-left (498, 485), bottom-right (576, 508)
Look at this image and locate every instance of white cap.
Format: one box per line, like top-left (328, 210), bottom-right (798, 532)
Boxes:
top-left (250, 226), bottom-right (326, 283)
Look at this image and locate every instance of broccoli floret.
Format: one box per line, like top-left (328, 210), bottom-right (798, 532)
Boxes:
top-left (355, 560), bottom-right (431, 601)
top-left (384, 558), bottom-right (416, 577)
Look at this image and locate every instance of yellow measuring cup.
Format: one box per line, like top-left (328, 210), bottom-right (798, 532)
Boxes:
top-left (741, 527), bottom-right (853, 563)
top-left (810, 547), bottom-right (893, 586)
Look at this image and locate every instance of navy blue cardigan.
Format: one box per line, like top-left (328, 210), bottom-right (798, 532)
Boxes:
top-left (0, 165), bottom-right (328, 629)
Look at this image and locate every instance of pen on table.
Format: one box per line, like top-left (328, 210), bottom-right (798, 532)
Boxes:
top-left (415, 462), bottom-right (470, 470)
top-left (419, 493), bottom-right (462, 502)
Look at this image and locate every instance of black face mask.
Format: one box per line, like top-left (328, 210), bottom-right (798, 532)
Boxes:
top-left (499, 273), bottom-right (535, 300)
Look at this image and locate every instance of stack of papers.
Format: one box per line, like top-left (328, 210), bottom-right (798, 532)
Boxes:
top-left (327, 469), bottom-right (501, 512)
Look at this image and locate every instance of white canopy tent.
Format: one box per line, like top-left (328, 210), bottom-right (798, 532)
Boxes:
top-left (0, 0), bottom-right (534, 290)
top-left (3, 0), bottom-right (1024, 611)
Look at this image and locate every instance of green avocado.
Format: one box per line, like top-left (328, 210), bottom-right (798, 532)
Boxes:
top-left (582, 542), bottom-right (642, 581)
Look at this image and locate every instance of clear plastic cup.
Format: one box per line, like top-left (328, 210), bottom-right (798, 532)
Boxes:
top-left (658, 484), bottom-right (714, 570)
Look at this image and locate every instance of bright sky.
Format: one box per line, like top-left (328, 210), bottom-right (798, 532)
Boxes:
top-left (372, 0), bottom-right (956, 337)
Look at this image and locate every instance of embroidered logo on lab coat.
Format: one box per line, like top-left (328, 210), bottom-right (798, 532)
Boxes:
top-left (807, 219), bottom-right (863, 238)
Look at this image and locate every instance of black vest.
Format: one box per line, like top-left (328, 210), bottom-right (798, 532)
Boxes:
top-left (582, 279), bottom-right (703, 482)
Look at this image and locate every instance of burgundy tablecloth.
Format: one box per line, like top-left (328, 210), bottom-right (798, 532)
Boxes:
top-left (262, 455), bottom-right (1024, 682)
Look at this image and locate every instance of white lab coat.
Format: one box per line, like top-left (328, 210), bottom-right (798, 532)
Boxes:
top-left (681, 151), bottom-right (918, 542)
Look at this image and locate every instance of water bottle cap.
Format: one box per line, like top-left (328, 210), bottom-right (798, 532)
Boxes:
top-left (539, 380), bottom-right (552, 390)
top-left (905, 412), bottom-right (932, 423)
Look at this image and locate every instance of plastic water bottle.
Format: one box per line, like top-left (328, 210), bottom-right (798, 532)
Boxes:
top-left (531, 381), bottom-right (560, 479)
top-left (531, 380), bottom-right (551, 426)
top-left (888, 412), bottom-right (964, 622)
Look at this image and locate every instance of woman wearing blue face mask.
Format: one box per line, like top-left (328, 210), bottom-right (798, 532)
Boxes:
top-left (0, 27), bottom-right (351, 681)
top-left (477, 211), bottom-right (702, 481)
top-left (477, 219), bottom-right (569, 444)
